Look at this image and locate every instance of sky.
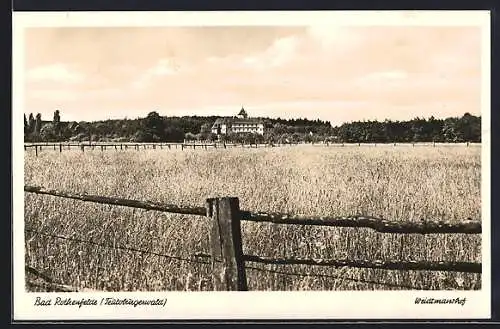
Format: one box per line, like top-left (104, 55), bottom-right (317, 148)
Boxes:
top-left (23, 26), bottom-right (482, 126)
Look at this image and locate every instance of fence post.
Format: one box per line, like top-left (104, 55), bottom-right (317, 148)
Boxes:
top-left (206, 197), bottom-right (248, 291)
top-left (35, 145), bottom-right (38, 157)
top-left (59, 143), bottom-right (62, 153)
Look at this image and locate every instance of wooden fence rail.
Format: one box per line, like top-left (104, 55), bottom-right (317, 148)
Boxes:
top-left (24, 185), bottom-right (206, 216)
top-left (240, 212), bottom-right (481, 234)
top-left (25, 265), bottom-right (77, 292)
top-left (242, 255), bottom-right (481, 273)
top-left (24, 185), bottom-right (481, 235)
top-left (24, 185), bottom-right (482, 291)
top-left (23, 142), bottom-right (269, 152)
top-left (23, 141), bottom-right (479, 157)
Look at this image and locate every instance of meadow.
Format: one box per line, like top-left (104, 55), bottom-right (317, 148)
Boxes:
top-left (24, 144), bottom-right (482, 291)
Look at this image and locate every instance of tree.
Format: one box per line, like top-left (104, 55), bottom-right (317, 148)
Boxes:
top-left (273, 123), bottom-right (287, 135)
top-left (456, 112), bottom-right (480, 142)
top-left (35, 113), bottom-right (42, 134)
top-left (24, 114), bottom-right (28, 135)
top-left (142, 111), bottom-right (165, 140)
top-left (242, 132), bottom-right (256, 144)
top-left (185, 132), bottom-right (197, 141)
top-left (410, 118), bottom-right (425, 142)
top-left (28, 113), bottom-right (35, 133)
top-left (164, 126), bottom-right (185, 142)
top-left (304, 132), bottom-right (313, 143)
top-left (291, 132), bottom-right (302, 143)
top-left (53, 110), bottom-right (61, 136)
top-left (40, 123), bottom-right (56, 141)
top-left (131, 130), bottom-right (155, 142)
top-left (53, 110), bottom-right (60, 124)
top-left (206, 133), bottom-right (217, 142)
top-left (442, 118), bottom-right (459, 142)
top-left (199, 123), bottom-right (212, 140)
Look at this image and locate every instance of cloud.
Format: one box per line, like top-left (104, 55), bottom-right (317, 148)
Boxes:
top-left (23, 27), bottom-right (481, 124)
top-left (206, 56), bottom-right (221, 63)
top-left (211, 26), bottom-right (358, 71)
top-left (28, 86), bottom-right (126, 103)
top-left (27, 63), bottom-right (85, 84)
top-left (306, 25), bottom-right (361, 51)
top-left (150, 59), bottom-right (180, 76)
top-left (131, 58), bottom-right (181, 89)
top-left (362, 70), bottom-right (408, 81)
top-left (240, 35), bottom-right (300, 69)
top-left (201, 33), bottom-right (306, 71)
top-left (29, 89), bottom-right (78, 102)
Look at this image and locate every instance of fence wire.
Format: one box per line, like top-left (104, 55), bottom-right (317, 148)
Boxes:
top-left (25, 228), bottom-right (212, 266)
top-left (26, 228), bottom-right (442, 291)
top-left (25, 265), bottom-right (78, 292)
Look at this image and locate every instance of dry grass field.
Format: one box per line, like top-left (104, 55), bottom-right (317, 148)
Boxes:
top-left (24, 145), bottom-right (481, 291)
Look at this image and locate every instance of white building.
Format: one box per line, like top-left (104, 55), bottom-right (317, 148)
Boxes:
top-left (211, 107), bottom-right (264, 135)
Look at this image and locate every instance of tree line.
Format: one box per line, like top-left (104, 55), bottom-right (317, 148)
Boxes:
top-left (24, 110), bottom-right (481, 144)
top-left (332, 113), bottom-right (481, 143)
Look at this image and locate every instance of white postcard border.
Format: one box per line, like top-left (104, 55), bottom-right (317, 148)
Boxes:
top-left (12, 10), bottom-right (491, 320)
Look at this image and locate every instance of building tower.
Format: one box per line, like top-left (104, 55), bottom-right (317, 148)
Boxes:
top-left (237, 107), bottom-right (248, 119)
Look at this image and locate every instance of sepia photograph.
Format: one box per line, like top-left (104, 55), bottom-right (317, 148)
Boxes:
top-left (13, 11), bottom-right (491, 320)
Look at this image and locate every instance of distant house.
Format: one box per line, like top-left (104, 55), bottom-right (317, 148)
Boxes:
top-left (211, 107), bottom-right (264, 135)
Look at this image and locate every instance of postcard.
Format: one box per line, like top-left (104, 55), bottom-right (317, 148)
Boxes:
top-left (13, 10), bottom-right (491, 320)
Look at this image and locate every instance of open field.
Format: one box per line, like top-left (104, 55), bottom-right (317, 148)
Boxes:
top-left (24, 145), bottom-right (481, 291)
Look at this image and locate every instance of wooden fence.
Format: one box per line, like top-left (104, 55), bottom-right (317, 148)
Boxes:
top-left (23, 142), bottom-right (276, 156)
top-left (24, 185), bottom-right (482, 291)
top-left (23, 141), bottom-right (478, 156)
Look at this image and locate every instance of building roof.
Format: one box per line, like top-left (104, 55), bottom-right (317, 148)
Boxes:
top-left (212, 118), bottom-right (228, 125)
top-left (231, 118), bottom-right (262, 124)
top-left (212, 116), bottom-right (263, 127)
top-left (238, 107), bottom-right (248, 118)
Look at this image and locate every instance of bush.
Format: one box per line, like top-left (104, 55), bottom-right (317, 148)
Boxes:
top-left (69, 133), bottom-right (89, 142)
